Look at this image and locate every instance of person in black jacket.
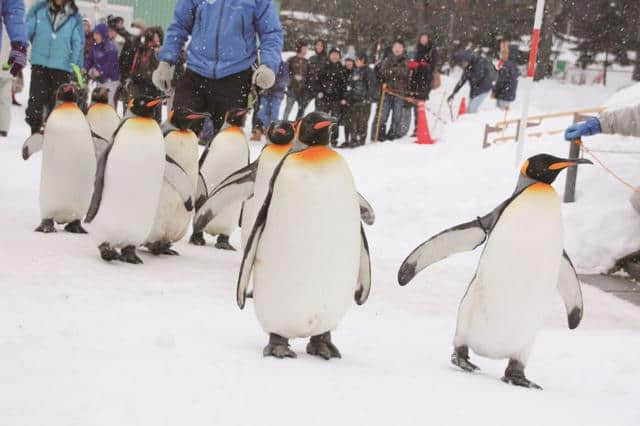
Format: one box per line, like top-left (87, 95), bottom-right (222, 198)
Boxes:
top-left (409, 33), bottom-right (437, 130)
top-left (342, 53), bottom-right (374, 148)
top-left (316, 47), bottom-right (346, 145)
top-left (492, 43), bottom-right (520, 110)
top-left (448, 51), bottom-right (495, 113)
top-left (306, 39), bottom-right (328, 105)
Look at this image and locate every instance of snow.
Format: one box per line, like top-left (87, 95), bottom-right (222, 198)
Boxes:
top-left (1, 71), bottom-right (640, 425)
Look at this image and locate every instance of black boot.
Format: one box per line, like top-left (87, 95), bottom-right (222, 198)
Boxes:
top-left (215, 234), bottom-right (236, 251)
top-left (64, 219), bottom-right (87, 234)
top-left (119, 245), bottom-right (143, 264)
top-left (99, 242), bottom-right (119, 262)
top-left (35, 218), bottom-right (56, 233)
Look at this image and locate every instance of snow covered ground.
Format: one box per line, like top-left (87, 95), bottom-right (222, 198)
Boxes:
top-left (1, 73), bottom-right (639, 425)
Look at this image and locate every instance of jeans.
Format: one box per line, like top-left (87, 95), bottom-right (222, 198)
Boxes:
top-left (256, 95), bottom-right (284, 130)
top-left (467, 91), bottom-right (490, 113)
top-left (377, 96), bottom-right (404, 140)
top-left (282, 92), bottom-right (309, 121)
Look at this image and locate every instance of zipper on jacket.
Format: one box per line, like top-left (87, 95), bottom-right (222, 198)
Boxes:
top-left (212, 0), bottom-right (226, 79)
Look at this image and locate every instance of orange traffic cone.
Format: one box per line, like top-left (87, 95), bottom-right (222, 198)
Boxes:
top-left (415, 101), bottom-right (435, 145)
top-left (458, 97), bottom-right (467, 117)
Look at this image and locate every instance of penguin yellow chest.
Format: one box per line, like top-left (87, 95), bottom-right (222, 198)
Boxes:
top-left (459, 183), bottom-right (564, 359)
top-left (252, 146), bottom-right (361, 339)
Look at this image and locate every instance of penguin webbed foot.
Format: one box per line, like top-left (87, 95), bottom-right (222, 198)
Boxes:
top-left (119, 245), bottom-right (143, 264)
top-left (263, 333), bottom-right (297, 359)
top-left (99, 242), bottom-right (120, 262)
top-left (451, 346), bottom-right (480, 372)
top-left (35, 218), bottom-right (56, 233)
top-left (146, 241), bottom-right (179, 256)
top-left (215, 235), bottom-right (236, 251)
top-left (64, 220), bottom-right (87, 234)
top-left (306, 331), bottom-right (342, 360)
top-left (501, 359), bottom-right (542, 390)
top-left (189, 232), bottom-right (206, 246)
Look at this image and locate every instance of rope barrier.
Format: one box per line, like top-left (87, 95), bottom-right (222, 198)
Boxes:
top-left (383, 88), bottom-right (449, 125)
top-left (575, 138), bottom-right (638, 192)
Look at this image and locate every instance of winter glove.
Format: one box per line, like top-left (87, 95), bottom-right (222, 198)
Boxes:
top-left (252, 64), bottom-right (276, 89)
top-left (88, 68), bottom-right (101, 79)
top-left (317, 92), bottom-right (324, 99)
top-left (407, 60), bottom-right (420, 70)
top-left (564, 117), bottom-right (601, 141)
top-left (152, 61), bottom-right (175, 93)
top-left (8, 42), bottom-right (27, 77)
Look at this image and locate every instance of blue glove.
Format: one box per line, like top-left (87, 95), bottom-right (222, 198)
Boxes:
top-left (564, 117), bottom-right (601, 141)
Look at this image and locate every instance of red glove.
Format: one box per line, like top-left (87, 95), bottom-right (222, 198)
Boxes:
top-left (407, 60), bottom-right (419, 70)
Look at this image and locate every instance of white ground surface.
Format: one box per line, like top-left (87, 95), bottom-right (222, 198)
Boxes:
top-left (1, 73), bottom-right (639, 425)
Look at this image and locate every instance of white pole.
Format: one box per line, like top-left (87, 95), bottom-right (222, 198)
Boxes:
top-left (515, 0), bottom-right (545, 167)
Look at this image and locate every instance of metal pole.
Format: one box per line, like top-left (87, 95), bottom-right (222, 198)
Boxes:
top-left (515, 0), bottom-right (545, 167)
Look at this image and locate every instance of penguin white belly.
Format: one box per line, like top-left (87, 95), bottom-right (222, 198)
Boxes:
top-left (456, 183), bottom-right (563, 361)
top-left (200, 128), bottom-right (248, 236)
top-left (91, 119), bottom-right (165, 248)
top-left (241, 145), bottom-right (290, 248)
top-left (253, 149), bottom-right (360, 339)
top-left (147, 131), bottom-right (198, 243)
top-left (40, 104), bottom-right (95, 223)
top-left (87, 104), bottom-right (120, 141)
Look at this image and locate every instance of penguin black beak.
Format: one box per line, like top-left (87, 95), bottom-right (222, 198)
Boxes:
top-left (548, 158), bottom-right (593, 170)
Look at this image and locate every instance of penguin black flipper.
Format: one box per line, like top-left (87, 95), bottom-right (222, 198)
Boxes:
top-left (398, 197), bottom-right (516, 286)
top-left (91, 131), bottom-right (110, 163)
top-left (85, 142), bottom-right (115, 223)
top-left (192, 160), bottom-right (259, 234)
top-left (557, 250), bottom-right (584, 329)
top-left (237, 154), bottom-right (290, 309)
top-left (164, 155), bottom-right (195, 212)
top-left (355, 224), bottom-right (372, 305)
top-left (357, 192), bottom-right (375, 226)
top-left (22, 132), bottom-right (44, 160)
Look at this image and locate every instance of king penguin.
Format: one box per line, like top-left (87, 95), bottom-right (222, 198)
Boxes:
top-left (192, 120), bottom-right (296, 250)
top-left (86, 86), bottom-right (121, 145)
top-left (22, 83), bottom-right (98, 234)
top-left (145, 108), bottom-right (210, 255)
top-left (85, 95), bottom-right (194, 264)
top-left (191, 108), bottom-right (250, 250)
top-left (397, 153), bottom-right (592, 389)
top-left (236, 111), bottom-right (374, 360)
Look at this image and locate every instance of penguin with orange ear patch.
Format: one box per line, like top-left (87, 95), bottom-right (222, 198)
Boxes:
top-left (22, 83), bottom-right (99, 234)
top-left (191, 108), bottom-right (250, 250)
top-left (145, 108), bottom-right (211, 256)
top-left (85, 95), bottom-right (194, 264)
top-left (398, 153), bottom-right (592, 389)
top-left (237, 112), bottom-right (374, 360)
top-left (87, 87), bottom-right (121, 144)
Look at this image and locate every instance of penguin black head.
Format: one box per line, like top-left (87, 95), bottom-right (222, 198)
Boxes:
top-left (91, 87), bottom-right (110, 104)
top-left (297, 112), bottom-right (336, 146)
top-left (169, 108), bottom-right (212, 130)
top-left (224, 108), bottom-right (248, 127)
top-left (56, 83), bottom-right (79, 103)
top-left (266, 120), bottom-right (295, 145)
top-left (127, 95), bottom-right (167, 118)
top-left (521, 153), bottom-right (593, 184)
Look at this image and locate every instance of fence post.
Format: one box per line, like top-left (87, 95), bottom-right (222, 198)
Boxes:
top-left (482, 124), bottom-right (490, 148)
top-left (563, 113), bottom-right (582, 203)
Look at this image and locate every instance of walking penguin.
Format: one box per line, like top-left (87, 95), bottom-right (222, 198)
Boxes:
top-left (397, 153), bottom-right (592, 389)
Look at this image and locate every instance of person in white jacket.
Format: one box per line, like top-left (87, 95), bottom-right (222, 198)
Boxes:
top-left (565, 104), bottom-right (640, 140)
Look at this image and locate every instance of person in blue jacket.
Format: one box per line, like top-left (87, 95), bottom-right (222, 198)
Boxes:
top-left (492, 43), bottom-right (520, 110)
top-left (153, 0), bottom-right (283, 135)
top-left (84, 23), bottom-right (120, 106)
top-left (25, 0), bottom-right (84, 134)
top-left (253, 60), bottom-right (289, 139)
top-left (448, 50), bottom-right (495, 114)
top-left (0, 0), bottom-right (28, 138)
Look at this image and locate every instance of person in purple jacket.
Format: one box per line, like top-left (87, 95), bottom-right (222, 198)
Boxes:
top-left (85, 23), bottom-right (120, 105)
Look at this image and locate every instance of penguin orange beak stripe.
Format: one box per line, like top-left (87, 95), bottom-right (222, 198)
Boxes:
top-left (314, 120), bottom-right (332, 130)
top-left (146, 99), bottom-right (163, 107)
top-left (548, 161), bottom-right (576, 170)
top-left (186, 114), bottom-right (206, 120)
